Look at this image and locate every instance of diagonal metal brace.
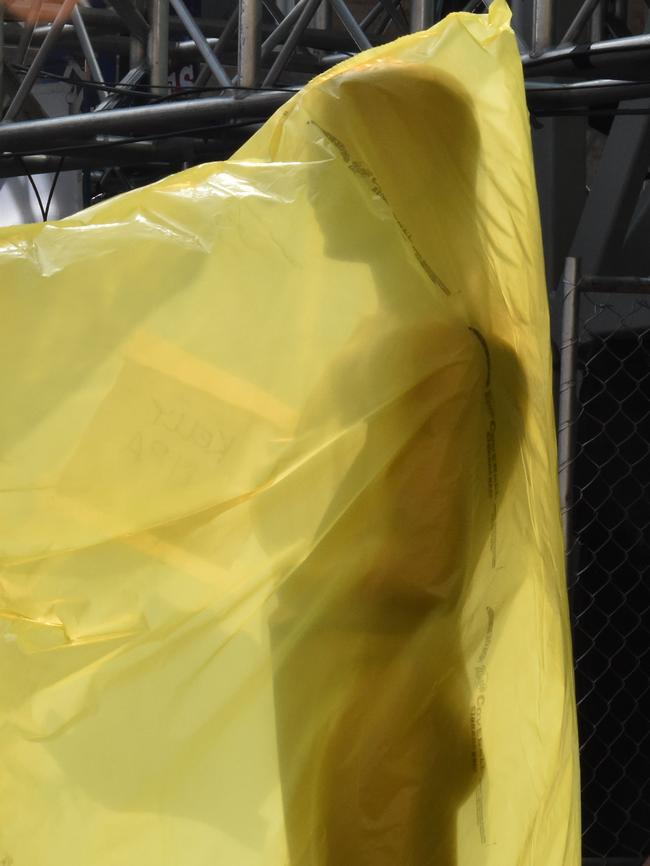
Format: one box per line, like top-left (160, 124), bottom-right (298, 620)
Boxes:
top-left (105, 0), bottom-right (149, 42)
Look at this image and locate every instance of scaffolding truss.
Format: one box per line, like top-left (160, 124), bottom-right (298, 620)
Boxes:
top-left (0, 0), bottom-right (649, 176)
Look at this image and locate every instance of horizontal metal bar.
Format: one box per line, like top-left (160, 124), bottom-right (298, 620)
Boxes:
top-left (5, 19), bottom-right (391, 56)
top-left (0, 91), bottom-right (291, 152)
top-left (524, 32), bottom-right (650, 79)
top-left (0, 144), bottom-right (166, 176)
top-left (526, 78), bottom-right (650, 110)
top-left (0, 129), bottom-right (262, 176)
top-left (1, 2), bottom-right (389, 50)
top-left (580, 275), bottom-right (650, 293)
top-left (3, 73), bottom-right (648, 154)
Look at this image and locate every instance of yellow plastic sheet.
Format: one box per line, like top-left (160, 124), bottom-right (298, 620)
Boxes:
top-left (0, 3), bottom-right (580, 864)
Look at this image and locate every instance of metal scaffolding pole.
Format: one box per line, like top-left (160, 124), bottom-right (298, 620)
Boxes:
top-left (169, 0), bottom-right (232, 87)
top-left (614, 0), bottom-right (628, 20)
top-left (15, 0), bottom-right (44, 65)
top-left (239, 0), bottom-right (262, 87)
top-left (312, 0), bottom-right (331, 30)
top-left (107, 0), bottom-right (150, 42)
top-left (524, 34), bottom-right (650, 78)
top-left (409, 0), bottom-right (434, 32)
top-left (0, 5), bottom-right (4, 113)
top-left (376, 0), bottom-right (407, 34)
top-left (0, 60), bottom-right (46, 119)
top-left (557, 256), bottom-right (580, 554)
top-left (527, 78), bottom-right (650, 110)
top-left (327, 0), bottom-right (372, 49)
top-left (96, 63), bottom-right (148, 111)
top-left (2, 0), bottom-right (78, 122)
top-left (1, 14), bottom-right (379, 56)
top-left (0, 91), bottom-right (291, 151)
top-left (359, 0), bottom-right (384, 31)
top-left (569, 97), bottom-right (650, 274)
top-left (194, 5), bottom-right (238, 88)
top-left (0, 134), bottom-right (253, 176)
top-left (561, 0), bottom-right (601, 43)
top-left (130, 35), bottom-right (146, 69)
top-left (263, 0), bottom-right (322, 85)
top-left (590, 0), bottom-right (603, 42)
top-left (148, 0), bottom-right (169, 93)
top-left (532, 0), bottom-right (554, 54)
top-left (72, 5), bottom-right (108, 100)
top-left (129, 0), bottom-right (147, 69)
top-left (261, 0), bottom-right (310, 60)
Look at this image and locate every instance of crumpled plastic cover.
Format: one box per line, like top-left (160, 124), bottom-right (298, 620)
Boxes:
top-left (0, 2), bottom-right (580, 864)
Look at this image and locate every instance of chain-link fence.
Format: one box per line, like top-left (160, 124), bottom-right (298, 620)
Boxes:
top-left (558, 268), bottom-right (650, 864)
